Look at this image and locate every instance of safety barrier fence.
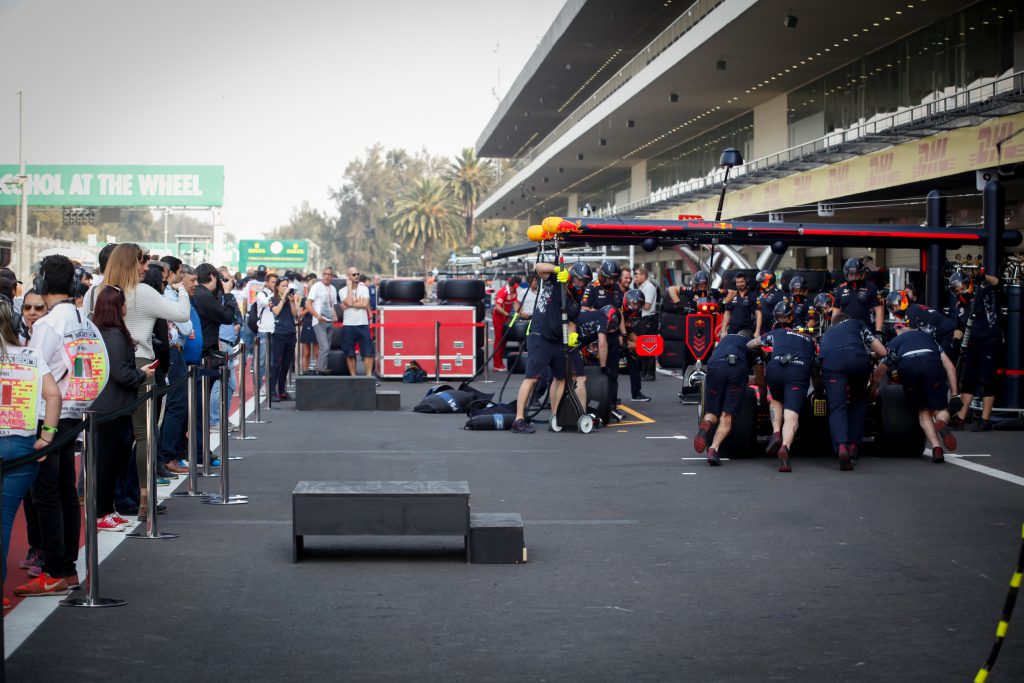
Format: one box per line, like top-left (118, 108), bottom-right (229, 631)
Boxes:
top-left (0, 339), bottom-right (266, 612)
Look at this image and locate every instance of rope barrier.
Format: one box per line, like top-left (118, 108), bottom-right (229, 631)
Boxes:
top-left (974, 523), bottom-right (1024, 682)
top-left (0, 419), bottom-right (88, 475)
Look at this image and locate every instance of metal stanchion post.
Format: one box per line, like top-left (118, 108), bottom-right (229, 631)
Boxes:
top-left (265, 334), bottom-right (273, 410)
top-left (173, 366), bottom-right (208, 497)
top-left (249, 334), bottom-right (269, 424)
top-left (233, 341), bottom-right (257, 440)
top-left (435, 320), bottom-right (441, 382)
top-left (483, 320), bottom-right (492, 383)
top-left (62, 412), bottom-right (126, 607)
top-left (127, 391), bottom-right (178, 539)
top-left (204, 360), bottom-right (249, 506)
top-left (198, 361), bottom-right (220, 479)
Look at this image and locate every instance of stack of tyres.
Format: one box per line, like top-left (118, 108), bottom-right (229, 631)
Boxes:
top-left (326, 326), bottom-right (351, 376)
top-left (379, 279), bottom-right (425, 306)
top-left (659, 311), bottom-right (688, 369)
top-left (438, 279), bottom-right (487, 371)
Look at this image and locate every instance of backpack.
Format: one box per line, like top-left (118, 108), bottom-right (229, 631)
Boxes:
top-left (246, 288), bottom-right (270, 333)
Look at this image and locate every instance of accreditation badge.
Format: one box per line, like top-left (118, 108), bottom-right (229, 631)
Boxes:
top-left (60, 322), bottom-right (109, 415)
top-left (0, 351), bottom-right (41, 436)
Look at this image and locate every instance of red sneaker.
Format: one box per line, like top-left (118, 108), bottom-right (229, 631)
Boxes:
top-left (838, 444), bottom-right (853, 471)
top-left (13, 573), bottom-right (69, 597)
top-left (932, 447), bottom-right (944, 464)
top-left (777, 445), bottom-right (792, 473)
top-left (766, 432), bottom-right (783, 458)
top-left (707, 447), bottom-right (721, 466)
top-left (934, 421), bottom-right (957, 452)
top-left (694, 419), bottom-right (712, 454)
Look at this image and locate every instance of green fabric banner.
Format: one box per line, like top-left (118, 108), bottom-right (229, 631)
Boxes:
top-left (238, 239), bottom-right (309, 272)
top-left (0, 164), bottom-right (224, 207)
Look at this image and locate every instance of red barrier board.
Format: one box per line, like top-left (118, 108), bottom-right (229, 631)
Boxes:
top-left (377, 306), bottom-right (479, 379)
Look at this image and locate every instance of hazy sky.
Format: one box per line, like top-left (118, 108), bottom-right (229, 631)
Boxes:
top-left (0, 0), bottom-right (563, 238)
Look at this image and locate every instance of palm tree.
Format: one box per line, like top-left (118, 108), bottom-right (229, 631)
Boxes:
top-left (390, 177), bottom-right (460, 272)
top-left (445, 147), bottom-right (494, 244)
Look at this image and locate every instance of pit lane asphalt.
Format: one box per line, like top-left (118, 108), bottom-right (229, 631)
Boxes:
top-left (6, 372), bottom-right (1023, 682)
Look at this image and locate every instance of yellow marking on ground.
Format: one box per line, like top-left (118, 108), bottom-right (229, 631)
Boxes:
top-left (615, 405), bottom-right (655, 427)
top-left (617, 430), bottom-right (628, 433)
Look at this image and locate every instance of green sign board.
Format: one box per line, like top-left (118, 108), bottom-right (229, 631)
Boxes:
top-left (0, 164), bottom-right (224, 207)
top-left (238, 239), bottom-right (309, 272)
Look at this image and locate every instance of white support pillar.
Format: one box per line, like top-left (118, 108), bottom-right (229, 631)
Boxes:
top-left (567, 193), bottom-right (578, 217)
top-left (630, 160), bottom-right (647, 204)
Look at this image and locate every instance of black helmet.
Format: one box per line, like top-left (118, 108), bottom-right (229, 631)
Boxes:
top-left (598, 259), bottom-right (621, 286)
top-left (600, 305), bottom-right (621, 330)
top-left (756, 270), bottom-right (776, 290)
top-left (948, 271), bottom-right (971, 294)
top-left (624, 288), bottom-right (646, 311)
top-left (693, 271), bottom-right (710, 289)
top-left (773, 300), bottom-right (794, 323)
top-left (789, 275), bottom-right (806, 294)
top-left (567, 262), bottom-right (592, 296)
top-left (812, 292), bottom-right (833, 314)
top-left (843, 257), bottom-right (864, 278)
top-left (886, 290), bottom-right (909, 315)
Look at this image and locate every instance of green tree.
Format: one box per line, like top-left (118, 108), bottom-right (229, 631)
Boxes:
top-left (444, 147), bottom-right (494, 245)
top-left (390, 176), bottom-right (460, 273)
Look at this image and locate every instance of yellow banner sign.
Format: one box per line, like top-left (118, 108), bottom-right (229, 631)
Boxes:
top-left (658, 112), bottom-right (1024, 220)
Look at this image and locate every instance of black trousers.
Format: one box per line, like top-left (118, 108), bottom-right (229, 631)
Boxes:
top-left (823, 354), bottom-right (871, 451)
top-left (270, 334), bottom-right (296, 395)
top-left (94, 416), bottom-right (134, 517)
top-left (31, 416), bottom-right (82, 579)
top-left (606, 336), bottom-right (620, 413)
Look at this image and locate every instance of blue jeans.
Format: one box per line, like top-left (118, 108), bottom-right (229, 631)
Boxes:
top-left (2, 435), bottom-right (39, 581)
top-left (158, 347), bottom-right (188, 465)
top-left (210, 341), bottom-right (238, 427)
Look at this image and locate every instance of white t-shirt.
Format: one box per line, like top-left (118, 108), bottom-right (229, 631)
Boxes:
top-left (339, 283), bottom-right (370, 326)
top-left (0, 345), bottom-right (51, 437)
top-left (518, 285), bottom-right (538, 316)
top-left (29, 301), bottom-right (109, 419)
top-left (307, 281), bottom-right (338, 322)
top-left (639, 280), bottom-right (658, 317)
top-left (255, 287), bottom-right (276, 333)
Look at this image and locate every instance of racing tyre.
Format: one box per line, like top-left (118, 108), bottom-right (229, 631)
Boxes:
top-left (384, 279), bottom-right (425, 303)
top-left (330, 326), bottom-right (344, 351)
top-left (326, 350), bottom-right (351, 376)
top-left (878, 384), bottom-right (926, 456)
top-left (438, 279), bottom-right (485, 301)
top-left (717, 387), bottom-right (757, 458)
top-left (503, 318), bottom-right (529, 343)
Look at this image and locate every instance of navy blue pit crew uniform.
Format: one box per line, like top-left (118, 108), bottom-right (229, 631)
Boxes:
top-left (703, 334), bottom-right (751, 418)
top-left (583, 282), bottom-right (622, 404)
top-left (758, 287), bottom-right (785, 326)
top-left (905, 303), bottom-right (957, 355)
top-left (959, 282), bottom-right (1002, 398)
top-left (818, 318), bottom-right (879, 452)
top-left (884, 329), bottom-right (948, 412)
top-left (760, 326), bottom-right (817, 413)
top-left (791, 294), bottom-right (816, 330)
top-left (834, 280), bottom-right (882, 328)
top-left (524, 272), bottom-right (581, 381)
top-left (725, 289), bottom-right (760, 335)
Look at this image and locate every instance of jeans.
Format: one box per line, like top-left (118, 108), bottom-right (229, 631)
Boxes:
top-left (31, 417), bottom-right (82, 579)
top-left (313, 322), bottom-right (332, 371)
top-left (158, 347), bottom-right (188, 465)
top-left (2, 435), bottom-right (39, 581)
top-left (270, 334), bottom-right (296, 395)
top-left (210, 341), bottom-right (238, 426)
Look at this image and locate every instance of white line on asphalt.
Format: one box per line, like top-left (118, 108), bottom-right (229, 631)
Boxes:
top-left (646, 435), bottom-right (689, 440)
top-left (681, 457), bottom-right (731, 461)
top-left (4, 394), bottom-right (257, 659)
top-left (946, 455), bottom-right (1024, 487)
top-left (682, 472), bottom-right (698, 476)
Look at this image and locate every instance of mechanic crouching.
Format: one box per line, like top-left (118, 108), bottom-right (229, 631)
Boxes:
top-left (818, 312), bottom-right (888, 470)
top-left (693, 333), bottom-right (753, 466)
top-left (870, 325), bottom-right (959, 462)
top-left (747, 302), bottom-right (817, 473)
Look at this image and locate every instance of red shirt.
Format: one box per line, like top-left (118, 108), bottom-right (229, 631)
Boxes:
top-left (493, 285), bottom-right (517, 321)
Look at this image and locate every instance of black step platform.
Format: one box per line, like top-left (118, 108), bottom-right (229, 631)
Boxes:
top-left (469, 512), bottom-right (527, 564)
top-left (292, 480), bottom-right (471, 562)
top-left (295, 375), bottom-right (377, 411)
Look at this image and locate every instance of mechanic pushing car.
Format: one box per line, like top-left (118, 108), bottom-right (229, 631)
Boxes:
top-left (747, 301), bottom-right (817, 473)
top-left (818, 312), bottom-right (888, 470)
top-left (692, 333), bottom-right (755, 467)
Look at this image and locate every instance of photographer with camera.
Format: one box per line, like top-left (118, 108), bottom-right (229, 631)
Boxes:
top-left (339, 266), bottom-right (374, 377)
top-left (269, 277), bottom-right (300, 399)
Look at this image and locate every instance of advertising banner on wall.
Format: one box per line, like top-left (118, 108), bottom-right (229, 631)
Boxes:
top-left (238, 239), bottom-right (309, 272)
top-left (0, 165), bottom-right (224, 207)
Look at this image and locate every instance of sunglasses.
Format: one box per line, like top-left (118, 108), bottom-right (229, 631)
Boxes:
top-left (138, 253), bottom-right (151, 263)
top-left (349, 273), bottom-right (360, 277)
top-left (22, 303), bottom-right (46, 312)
